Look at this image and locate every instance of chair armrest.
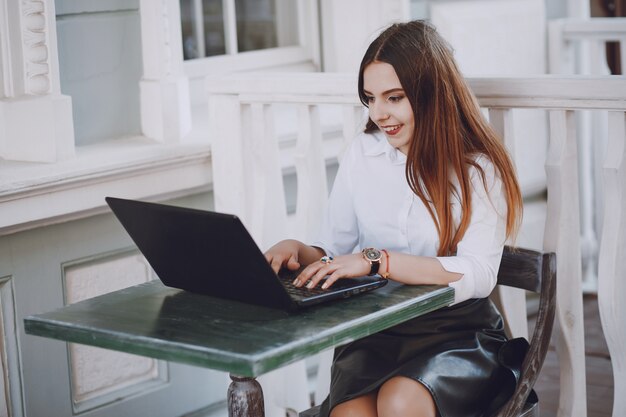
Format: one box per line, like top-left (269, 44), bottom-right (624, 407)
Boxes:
top-left (495, 252), bottom-right (556, 417)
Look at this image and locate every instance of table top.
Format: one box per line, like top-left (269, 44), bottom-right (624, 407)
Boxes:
top-left (24, 280), bottom-right (454, 377)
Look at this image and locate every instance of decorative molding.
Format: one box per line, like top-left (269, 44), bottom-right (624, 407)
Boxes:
top-left (63, 250), bottom-right (168, 413)
top-left (0, 276), bottom-right (25, 417)
top-left (20, 0), bottom-right (50, 95)
top-left (0, 0), bottom-right (74, 162)
top-left (0, 140), bottom-right (212, 236)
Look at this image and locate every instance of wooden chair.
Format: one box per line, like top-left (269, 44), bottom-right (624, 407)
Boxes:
top-left (300, 246), bottom-right (556, 417)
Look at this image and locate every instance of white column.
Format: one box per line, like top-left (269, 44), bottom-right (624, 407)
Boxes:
top-left (139, 0), bottom-right (191, 143)
top-left (0, 0), bottom-right (74, 162)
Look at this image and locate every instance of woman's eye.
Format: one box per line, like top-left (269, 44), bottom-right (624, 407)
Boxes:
top-left (388, 95), bottom-right (404, 102)
top-left (365, 96), bottom-right (374, 104)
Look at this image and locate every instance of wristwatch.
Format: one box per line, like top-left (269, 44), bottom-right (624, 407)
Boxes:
top-left (361, 247), bottom-right (382, 276)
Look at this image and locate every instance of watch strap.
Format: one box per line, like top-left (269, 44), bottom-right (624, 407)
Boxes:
top-left (368, 260), bottom-right (380, 276)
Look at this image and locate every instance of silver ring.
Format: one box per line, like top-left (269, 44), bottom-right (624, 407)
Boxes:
top-left (320, 255), bottom-right (334, 264)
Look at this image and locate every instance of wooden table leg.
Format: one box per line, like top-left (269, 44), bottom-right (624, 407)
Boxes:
top-left (227, 374), bottom-right (265, 417)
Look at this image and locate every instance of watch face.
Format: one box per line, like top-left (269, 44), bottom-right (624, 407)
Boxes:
top-left (363, 248), bottom-right (382, 261)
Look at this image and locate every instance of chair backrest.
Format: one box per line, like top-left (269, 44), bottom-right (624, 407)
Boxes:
top-left (493, 246), bottom-right (557, 417)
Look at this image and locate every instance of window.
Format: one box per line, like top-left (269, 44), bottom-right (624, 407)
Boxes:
top-left (180, 0), bottom-right (320, 78)
top-left (180, 0), bottom-right (299, 60)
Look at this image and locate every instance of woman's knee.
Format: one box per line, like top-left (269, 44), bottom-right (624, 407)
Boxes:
top-left (329, 392), bottom-right (377, 417)
top-left (377, 376), bottom-right (437, 417)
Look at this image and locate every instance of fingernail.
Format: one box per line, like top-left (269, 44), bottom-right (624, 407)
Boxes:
top-left (306, 282), bottom-right (314, 289)
top-left (321, 282), bottom-right (328, 289)
top-left (292, 279), bottom-right (298, 286)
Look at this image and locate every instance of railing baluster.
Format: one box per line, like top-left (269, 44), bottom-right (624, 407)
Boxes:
top-left (597, 110), bottom-right (626, 417)
top-left (248, 103), bottom-right (288, 249)
top-left (341, 106), bottom-right (365, 159)
top-left (544, 109), bottom-right (587, 417)
top-left (489, 108), bottom-right (516, 153)
top-left (209, 94), bottom-right (247, 216)
top-left (488, 108), bottom-right (528, 340)
top-left (294, 104), bottom-right (328, 242)
top-left (588, 39), bottom-right (610, 74)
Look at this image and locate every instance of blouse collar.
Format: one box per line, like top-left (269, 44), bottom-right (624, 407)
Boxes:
top-left (363, 131), bottom-right (407, 165)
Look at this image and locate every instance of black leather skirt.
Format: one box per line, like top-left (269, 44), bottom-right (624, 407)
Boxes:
top-left (318, 297), bottom-right (529, 417)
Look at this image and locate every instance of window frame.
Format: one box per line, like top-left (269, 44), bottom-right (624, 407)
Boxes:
top-left (182, 0), bottom-right (321, 78)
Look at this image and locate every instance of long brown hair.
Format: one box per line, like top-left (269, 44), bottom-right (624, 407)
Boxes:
top-left (357, 21), bottom-right (522, 256)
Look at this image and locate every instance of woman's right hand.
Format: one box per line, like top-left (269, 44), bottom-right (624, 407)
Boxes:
top-left (264, 239), bottom-right (303, 274)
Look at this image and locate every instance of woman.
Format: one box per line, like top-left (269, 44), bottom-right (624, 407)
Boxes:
top-left (265, 20), bottom-right (525, 417)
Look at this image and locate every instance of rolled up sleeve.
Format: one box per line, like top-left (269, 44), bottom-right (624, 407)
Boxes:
top-left (436, 159), bottom-right (507, 304)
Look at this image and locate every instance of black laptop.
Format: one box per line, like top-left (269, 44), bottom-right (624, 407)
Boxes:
top-left (105, 197), bottom-right (387, 311)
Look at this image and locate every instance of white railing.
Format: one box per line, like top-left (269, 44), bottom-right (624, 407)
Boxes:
top-left (548, 18), bottom-right (626, 75)
top-left (549, 18), bottom-right (626, 292)
top-left (207, 73), bottom-right (364, 248)
top-left (206, 73), bottom-right (626, 417)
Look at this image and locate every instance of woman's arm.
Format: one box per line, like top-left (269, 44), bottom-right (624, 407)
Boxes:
top-left (295, 250), bottom-right (461, 289)
top-left (379, 252), bottom-right (463, 285)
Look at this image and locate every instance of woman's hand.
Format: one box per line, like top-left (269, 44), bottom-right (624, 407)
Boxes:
top-left (264, 239), bottom-right (303, 274)
top-left (293, 253), bottom-right (370, 289)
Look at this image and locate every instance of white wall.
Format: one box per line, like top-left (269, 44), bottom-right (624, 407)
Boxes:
top-left (320, 0), bottom-right (411, 72)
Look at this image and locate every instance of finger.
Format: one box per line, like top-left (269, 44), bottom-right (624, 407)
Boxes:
top-left (294, 263), bottom-right (322, 287)
top-left (270, 257), bottom-right (283, 274)
top-left (287, 255), bottom-right (300, 271)
top-left (321, 270), bottom-right (345, 289)
top-left (293, 265), bottom-right (313, 287)
top-left (307, 266), bottom-right (334, 289)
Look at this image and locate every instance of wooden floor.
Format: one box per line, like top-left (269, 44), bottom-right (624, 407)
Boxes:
top-left (530, 294), bottom-right (614, 417)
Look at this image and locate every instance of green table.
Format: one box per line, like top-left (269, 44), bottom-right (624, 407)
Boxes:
top-left (24, 280), bottom-right (454, 417)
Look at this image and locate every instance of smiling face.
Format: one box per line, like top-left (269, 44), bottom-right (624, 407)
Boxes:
top-left (363, 61), bottom-right (415, 155)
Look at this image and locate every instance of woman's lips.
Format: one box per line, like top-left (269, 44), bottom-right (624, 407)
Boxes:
top-left (382, 124), bottom-right (402, 136)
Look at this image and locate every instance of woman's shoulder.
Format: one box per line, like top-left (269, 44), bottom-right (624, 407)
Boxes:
top-left (467, 153), bottom-right (501, 192)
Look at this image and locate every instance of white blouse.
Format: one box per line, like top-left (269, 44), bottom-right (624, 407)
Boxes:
top-left (311, 131), bottom-right (508, 304)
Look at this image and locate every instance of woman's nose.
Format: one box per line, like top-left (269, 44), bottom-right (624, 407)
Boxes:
top-left (370, 103), bottom-right (389, 122)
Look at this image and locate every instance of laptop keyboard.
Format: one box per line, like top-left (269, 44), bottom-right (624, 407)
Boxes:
top-left (278, 269), bottom-right (350, 297)
top-left (283, 280), bottom-right (329, 297)
top-left (277, 270), bottom-right (325, 296)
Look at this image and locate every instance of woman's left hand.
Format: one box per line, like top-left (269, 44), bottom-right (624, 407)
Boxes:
top-left (293, 253), bottom-right (370, 289)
